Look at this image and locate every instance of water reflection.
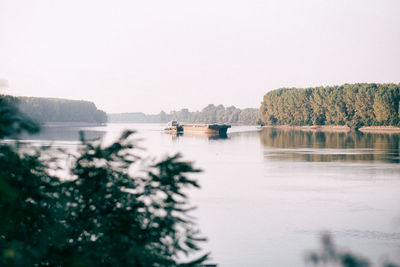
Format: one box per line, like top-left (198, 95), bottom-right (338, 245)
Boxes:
top-left (20, 124), bottom-right (106, 142)
top-left (261, 128), bottom-right (400, 163)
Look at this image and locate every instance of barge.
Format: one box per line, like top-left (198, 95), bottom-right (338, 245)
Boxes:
top-left (182, 124), bottom-right (230, 136)
top-left (165, 121), bottom-right (231, 136)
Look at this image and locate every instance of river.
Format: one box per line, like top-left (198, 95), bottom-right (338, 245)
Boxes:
top-left (18, 123), bottom-right (400, 266)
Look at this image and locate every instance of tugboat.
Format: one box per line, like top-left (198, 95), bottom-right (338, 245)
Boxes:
top-left (164, 121), bottom-right (183, 133)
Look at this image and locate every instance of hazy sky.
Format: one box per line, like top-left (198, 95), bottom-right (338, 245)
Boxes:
top-left (0, 0), bottom-right (399, 113)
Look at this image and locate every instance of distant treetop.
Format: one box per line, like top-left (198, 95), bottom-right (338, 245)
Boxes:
top-left (109, 104), bottom-right (260, 125)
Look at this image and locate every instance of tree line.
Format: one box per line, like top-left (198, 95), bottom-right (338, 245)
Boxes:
top-left (260, 83), bottom-right (400, 128)
top-left (108, 112), bottom-right (162, 123)
top-left (109, 104), bottom-right (260, 125)
top-left (1, 95), bottom-right (107, 123)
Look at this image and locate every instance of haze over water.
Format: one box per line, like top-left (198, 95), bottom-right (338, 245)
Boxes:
top-left (19, 123), bottom-right (400, 266)
top-left (2, 0), bottom-right (400, 265)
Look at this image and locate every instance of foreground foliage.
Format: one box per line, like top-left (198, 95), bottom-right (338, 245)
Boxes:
top-left (260, 83), bottom-right (400, 128)
top-left (0, 98), bottom-right (210, 266)
top-left (306, 233), bottom-right (399, 267)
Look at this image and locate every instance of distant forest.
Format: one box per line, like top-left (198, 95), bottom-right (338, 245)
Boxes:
top-left (1, 95), bottom-right (107, 123)
top-left (108, 104), bottom-right (260, 125)
top-left (260, 83), bottom-right (400, 128)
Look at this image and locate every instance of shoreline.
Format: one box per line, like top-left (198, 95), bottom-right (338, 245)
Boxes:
top-left (262, 125), bottom-right (400, 134)
top-left (41, 122), bottom-right (106, 127)
top-left (358, 126), bottom-right (400, 134)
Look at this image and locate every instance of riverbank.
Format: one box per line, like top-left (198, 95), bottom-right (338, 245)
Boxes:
top-left (358, 126), bottom-right (400, 134)
top-left (263, 125), bottom-right (400, 134)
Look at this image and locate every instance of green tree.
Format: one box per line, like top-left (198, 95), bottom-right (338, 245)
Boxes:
top-left (260, 83), bottom-right (400, 127)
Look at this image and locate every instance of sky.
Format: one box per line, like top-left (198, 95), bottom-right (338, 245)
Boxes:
top-left (0, 0), bottom-right (399, 114)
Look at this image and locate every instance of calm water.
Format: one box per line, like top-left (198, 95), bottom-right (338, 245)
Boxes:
top-left (19, 123), bottom-right (400, 266)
